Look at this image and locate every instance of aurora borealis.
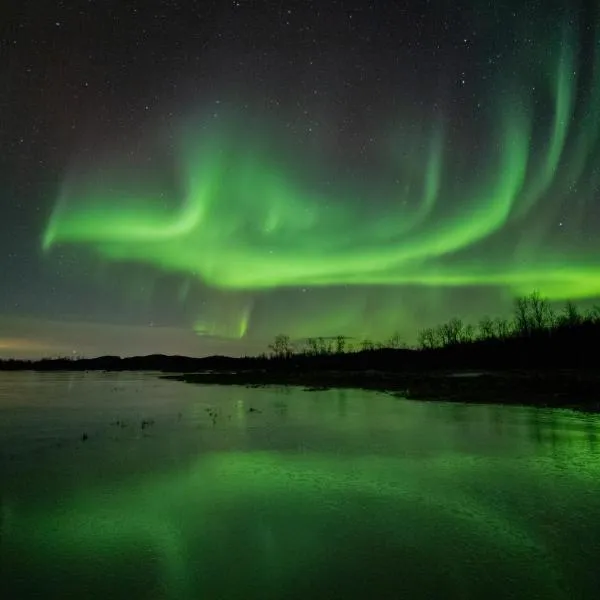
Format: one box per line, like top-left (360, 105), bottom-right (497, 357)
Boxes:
top-left (4, 0), bottom-right (600, 356)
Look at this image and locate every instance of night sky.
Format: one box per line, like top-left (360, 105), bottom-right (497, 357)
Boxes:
top-left (2, 0), bottom-right (600, 358)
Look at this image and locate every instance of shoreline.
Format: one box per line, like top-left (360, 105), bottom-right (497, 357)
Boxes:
top-left (164, 369), bottom-right (600, 413)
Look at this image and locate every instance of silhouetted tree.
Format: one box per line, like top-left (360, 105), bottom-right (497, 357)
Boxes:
top-left (460, 323), bottom-right (475, 343)
top-left (514, 295), bottom-right (531, 335)
top-left (305, 337), bottom-right (319, 355)
top-left (335, 335), bottom-right (347, 354)
top-left (529, 291), bottom-right (555, 330)
top-left (360, 339), bottom-right (375, 351)
top-left (493, 317), bottom-right (511, 339)
top-left (316, 336), bottom-right (333, 354)
top-left (386, 331), bottom-right (404, 349)
top-left (478, 316), bottom-right (495, 340)
top-left (583, 305), bottom-right (600, 324)
top-left (513, 291), bottom-right (554, 335)
top-left (436, 317), bottom-right (465, 346)
top-left (418, 327), bottom-right (438, 349)
top-left (268, 334), bottom-right (293, 358)
top-left (558, 301), bottom-right (582, 327)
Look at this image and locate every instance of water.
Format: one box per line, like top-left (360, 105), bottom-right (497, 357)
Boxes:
top-left (1, 372), bottom-right (600, 599)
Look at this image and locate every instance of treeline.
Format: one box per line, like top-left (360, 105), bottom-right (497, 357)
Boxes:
top-left (268, 292), bottom-right (597, 356)
top-left (416, 292), bottom-right (597, 349)
top-left (265, 331), bottom-right (404, 359)
top-left (264, 292), bottom-right (600, 370)
top-left (2, 292), bottom-right (599, 373)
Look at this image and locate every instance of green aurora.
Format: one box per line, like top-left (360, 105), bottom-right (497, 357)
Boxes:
top-left (42, 6), bottom-right (600, 344)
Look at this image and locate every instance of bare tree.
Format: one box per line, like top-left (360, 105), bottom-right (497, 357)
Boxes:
top-left (586, 305), bottom-right (600, 323)
top-left (460, 323), bottom-right (475, 343)
top-left (514, 295), bottom-right (530, 335)
top-left (305, 337), bottom-right (319, 355)
top-left (386, 331), bottom-right (403, 349)
top-left (316, 336), bottom-right (333, 354)
top-left (514, 291), bottom-right (554, 335)
top-left (335, 335), bottom-right (347, 354)
top-left (529, 291), bottom-right (554, 329)
top-left (478, 316), bottom-right (495, 340)
top-left (436, 317), bottom-right (464, 346)
top-left (417, 327), bottom-right (438, 349)
top-left (360, 339), bottom-right (375, 351)
top-left (268, 334), bottom-right (293, 358)
top-left (493, 317), bottom-right (511, 339)
top-left (559, 301), bottom-right (581, 327)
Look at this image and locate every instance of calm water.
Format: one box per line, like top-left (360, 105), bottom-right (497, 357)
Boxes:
top-left (1, 372), bottom-right (600, 599)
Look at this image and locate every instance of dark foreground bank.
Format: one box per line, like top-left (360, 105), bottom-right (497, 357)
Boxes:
top-left (166, 369), bottom-right (600, 413)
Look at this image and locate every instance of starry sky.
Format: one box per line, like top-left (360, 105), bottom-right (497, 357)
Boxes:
top-left (2, 0), bottom-right (600, 358)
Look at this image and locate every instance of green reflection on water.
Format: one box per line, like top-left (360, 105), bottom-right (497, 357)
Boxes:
top-left (3, 449), bottom-right (600, 599)
top-left (2, 375), bottom-right (600, 599)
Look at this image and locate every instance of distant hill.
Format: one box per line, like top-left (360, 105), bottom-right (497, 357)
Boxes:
top-left (1, 330), bottom-right (600, 373)
top-left (0, 353), bottom-right (246, 372)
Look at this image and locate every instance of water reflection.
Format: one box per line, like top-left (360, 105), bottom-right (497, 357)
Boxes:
top-left (1, 373), bottom-right (600, 599)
